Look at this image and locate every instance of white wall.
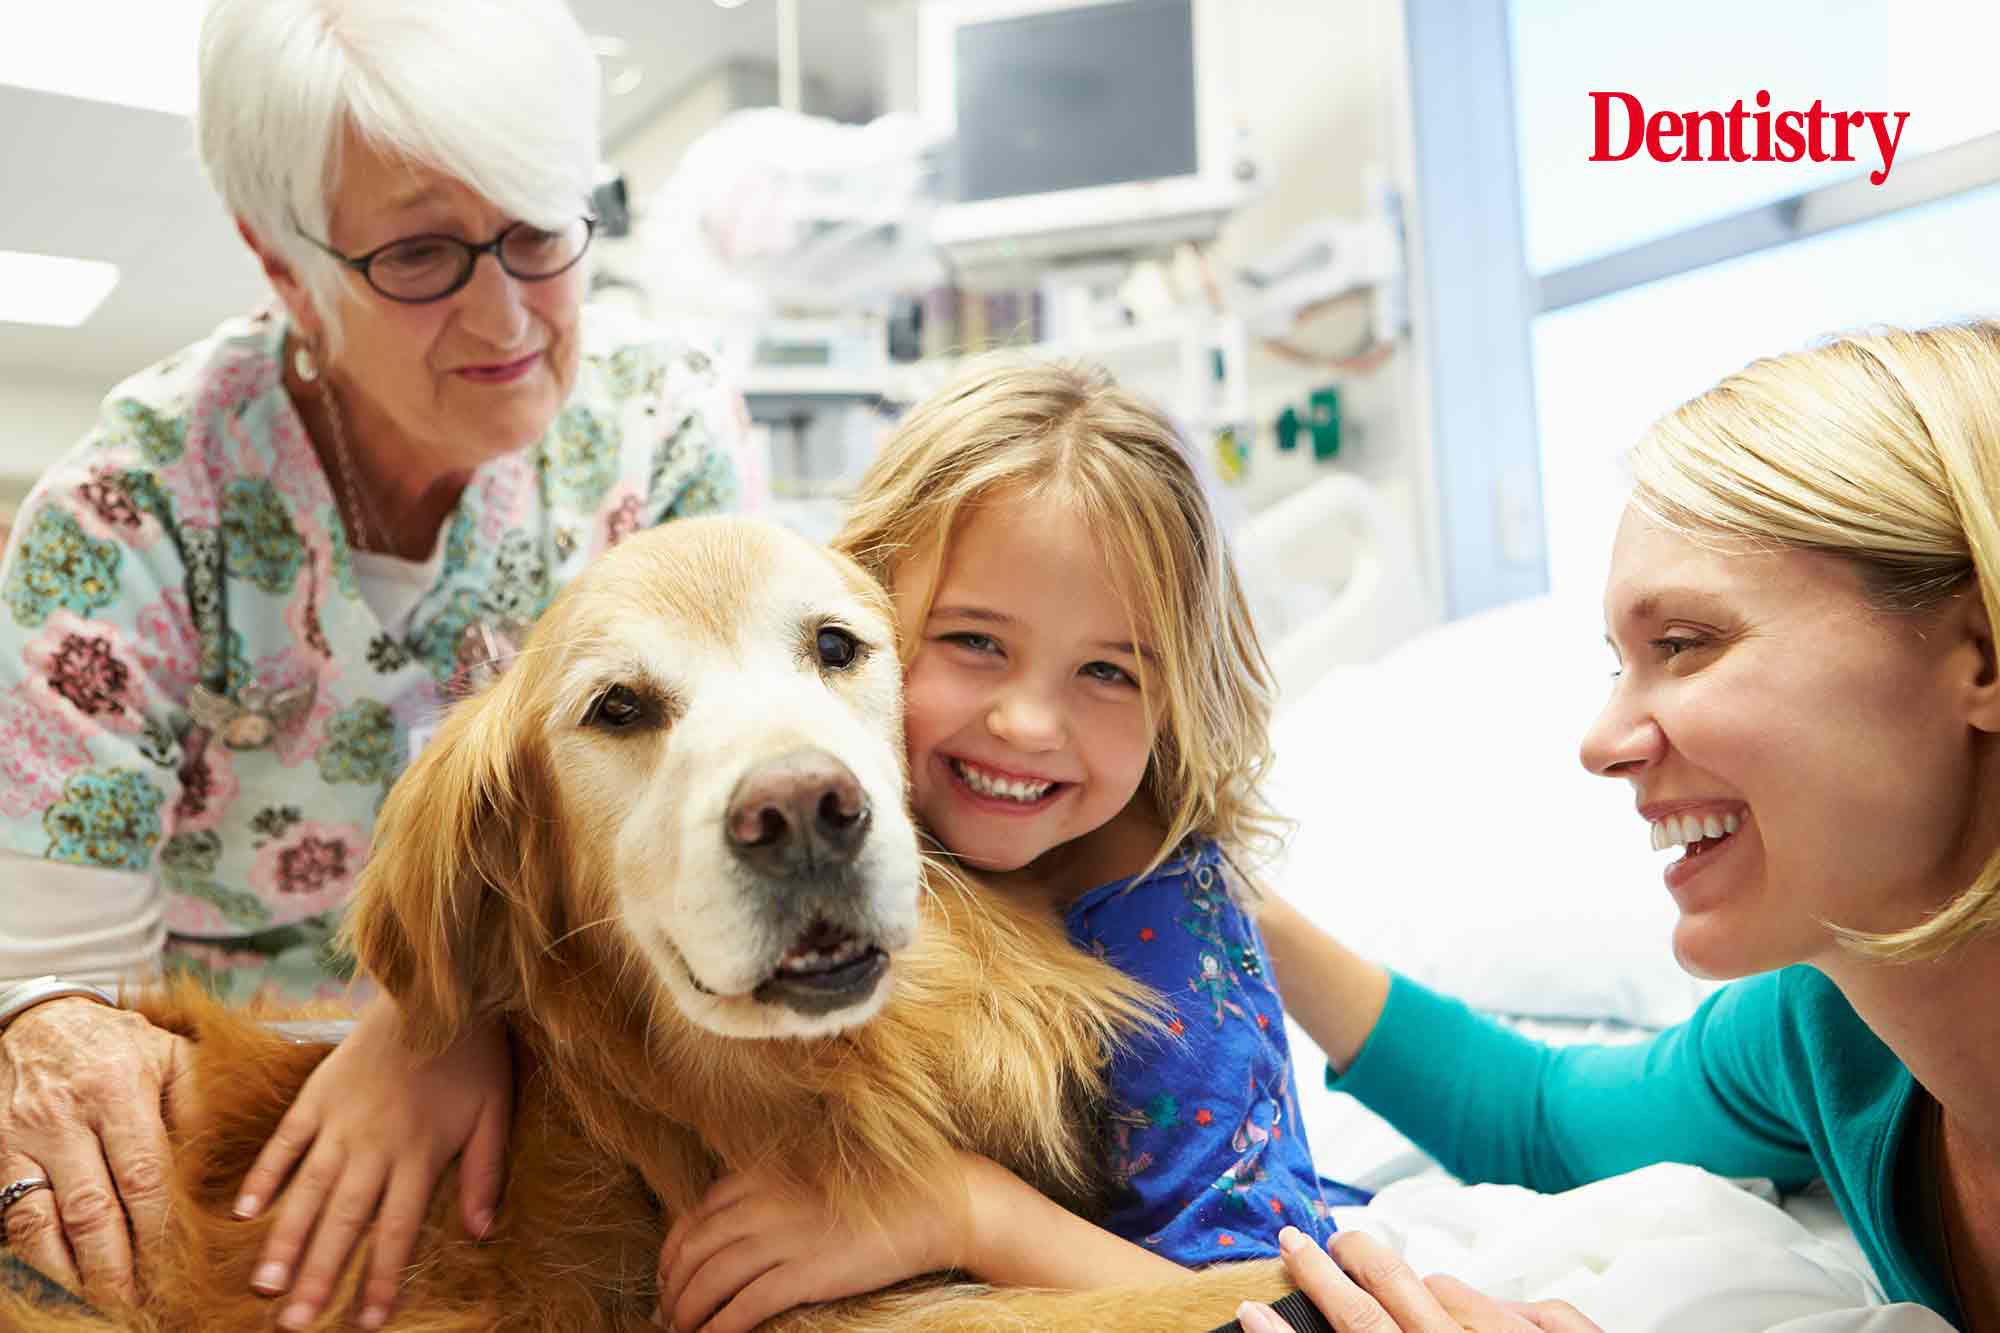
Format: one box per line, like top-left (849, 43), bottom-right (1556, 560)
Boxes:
top-left (0, 370), bottom-right (110, 510)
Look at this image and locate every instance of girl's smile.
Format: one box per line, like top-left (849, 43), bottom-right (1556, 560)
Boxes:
top-left (944, 755), bottom-right (1069, 810)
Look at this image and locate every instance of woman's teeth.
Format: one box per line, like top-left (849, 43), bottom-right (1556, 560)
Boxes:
top-left (953, 759), bottom-right (1053, 803)
top-left (1650, 811), bottom-right (1741, 852)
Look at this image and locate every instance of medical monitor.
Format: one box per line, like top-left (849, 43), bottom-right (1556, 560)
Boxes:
top-left (921, 0), bottom-right (1254, 271)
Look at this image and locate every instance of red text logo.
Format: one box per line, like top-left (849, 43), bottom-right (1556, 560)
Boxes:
top-left (1590, 90), bottom-right (1909, 186)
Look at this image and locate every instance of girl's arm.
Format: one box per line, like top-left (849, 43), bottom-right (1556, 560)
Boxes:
top-left (655, 1151), bottom-right (1184, 1333)
top-left (956, 1152), bottom-right (1187, 1287)
top-left (234, 994), bottom-right (513, 1331)
top-left (1254, 895), bottom-right (1391, 1073)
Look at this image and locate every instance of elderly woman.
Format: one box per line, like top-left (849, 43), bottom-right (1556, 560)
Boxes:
top-left (1248, 322), bottom-right (2000, 1332)
top-left (0, 0), bottom-right (749, 1324)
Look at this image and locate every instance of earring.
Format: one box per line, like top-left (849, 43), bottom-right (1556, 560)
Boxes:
top-left (292, 341), bottom-right (320, 384)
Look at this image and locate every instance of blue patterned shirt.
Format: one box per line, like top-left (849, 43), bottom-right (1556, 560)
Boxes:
top-left (1065, 839), bottom-right (1367, 1266)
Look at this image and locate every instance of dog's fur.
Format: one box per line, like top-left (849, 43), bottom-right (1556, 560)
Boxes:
top-left (2, 516), bottom-right (1292, 1331)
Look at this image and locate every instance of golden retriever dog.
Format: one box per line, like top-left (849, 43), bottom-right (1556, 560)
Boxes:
top-left (2, 516), bottom-right (1295, 1331)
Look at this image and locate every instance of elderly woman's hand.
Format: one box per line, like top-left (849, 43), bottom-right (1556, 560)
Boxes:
top-left (234, 997), bottom-right (512, 1331)
top-left (1235, 1227), bottom-right (1604, 1333)
top-left (0, 996), bottom-right (196, 1306)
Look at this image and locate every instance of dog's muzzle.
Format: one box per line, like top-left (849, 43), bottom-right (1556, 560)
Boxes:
top-left (727, 748), bottom-right (892, 1015)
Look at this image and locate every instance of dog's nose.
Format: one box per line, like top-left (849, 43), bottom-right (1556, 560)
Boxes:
top-left (726, 748), bottom-right (872, 876)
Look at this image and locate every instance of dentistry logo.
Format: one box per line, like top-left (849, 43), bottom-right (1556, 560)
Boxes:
top-left (1590, 90), bottom-right (1910, 185)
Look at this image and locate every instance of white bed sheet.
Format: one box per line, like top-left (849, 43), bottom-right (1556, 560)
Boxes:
top-left (1325, 1166), bottom-right (1947, 1333)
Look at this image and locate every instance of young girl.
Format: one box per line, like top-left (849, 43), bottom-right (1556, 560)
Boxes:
top-left (657, 357), bottom-right (1364, 1331)
top-left (244, 357), bottom-right (1359, 1332)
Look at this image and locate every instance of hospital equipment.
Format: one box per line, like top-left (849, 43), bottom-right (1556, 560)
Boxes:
top-left (1233, 180), bottom-right (1409, 353)
top-left (919, 0), bottom-right (1262, 276)
top-left (1232, 472), bottom-right (1431, 704)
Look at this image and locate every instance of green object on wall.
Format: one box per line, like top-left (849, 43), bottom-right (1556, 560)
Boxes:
top-left (1309, 386), bottom-right (1341, 460)
top-left (1275, 405), bottom-right (1302, 452)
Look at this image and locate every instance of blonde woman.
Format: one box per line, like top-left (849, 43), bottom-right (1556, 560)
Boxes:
top-left (654, 357), bottom-right (1367, 1332)
top-left (1260, 322), bottom-right (2000, 1331)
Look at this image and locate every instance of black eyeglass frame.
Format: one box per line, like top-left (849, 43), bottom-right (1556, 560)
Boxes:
top-left (294, 216), bottom-right (597, 304)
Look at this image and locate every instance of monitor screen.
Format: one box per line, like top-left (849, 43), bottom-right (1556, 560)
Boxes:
top-left (953, 0), bottom-right (1199, 204)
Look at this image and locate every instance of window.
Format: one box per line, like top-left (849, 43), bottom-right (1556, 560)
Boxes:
top-left (1405, 0), bottom-right (2000, 610)
top-left (1533, 180), bottom-right (2000, 596)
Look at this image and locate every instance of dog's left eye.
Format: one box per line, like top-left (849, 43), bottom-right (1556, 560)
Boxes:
top-left (815, 627), bottom-right (860, 670)
top-left (584, 684), bottom-right (649, 729)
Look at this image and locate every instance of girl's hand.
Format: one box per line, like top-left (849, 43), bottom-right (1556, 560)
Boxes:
top-left (0, 997), bottom-right (196, 1306)
top-left (654, 1160), bottom-right (969, 1333)
top-left (1236, 1227), bottom-right (1604, 1333)
top-left (234, 999), bottom-right (513, 1331)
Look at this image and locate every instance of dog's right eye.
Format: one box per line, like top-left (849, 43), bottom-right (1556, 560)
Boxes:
top-left (583, 684), bottom-right (648, 730)
top-left (815, 626), bottom-right (860, 670)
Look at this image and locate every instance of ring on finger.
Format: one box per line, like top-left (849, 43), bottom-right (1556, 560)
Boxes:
top-left (0, 1177), bottom-right (53, 1238)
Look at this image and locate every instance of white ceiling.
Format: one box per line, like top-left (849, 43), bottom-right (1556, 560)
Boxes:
top-left (0, 0), bottom-right (886, 387)
top-left (582, 0), bottom-right (887, 146)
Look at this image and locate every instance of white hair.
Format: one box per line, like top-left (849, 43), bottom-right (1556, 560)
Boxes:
top-left (196, 0), bottom-right (602, 353)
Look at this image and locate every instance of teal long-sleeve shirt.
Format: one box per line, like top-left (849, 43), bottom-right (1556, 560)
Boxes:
top-left (1328, 967), bottom-right (1957, 1323)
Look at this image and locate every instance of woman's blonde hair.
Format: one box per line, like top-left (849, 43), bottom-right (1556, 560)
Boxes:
top-left (1629, 321), bottom-right (2000, 960)
top-left (833, 355), bottom-right (1283, 880)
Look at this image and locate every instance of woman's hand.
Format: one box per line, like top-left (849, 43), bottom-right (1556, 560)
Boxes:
top-left (1236, 1227), bottom-right (1604, 1333)
top-left (0, 996), bottom-right (195, 1306)
top-left (235, 998), bottom-right (512, 1331)
top-left (654, 1160), bottom-right (968, 1333)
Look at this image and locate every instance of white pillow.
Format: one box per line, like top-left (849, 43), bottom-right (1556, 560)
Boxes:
top-left (1263, 595), bottom-right (1718, 1030)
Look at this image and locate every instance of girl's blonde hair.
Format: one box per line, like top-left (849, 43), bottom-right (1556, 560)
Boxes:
top-left (833, 355), bottom-right (1283, 878)
top-left (1629, 321), bottom-right (2000, 960)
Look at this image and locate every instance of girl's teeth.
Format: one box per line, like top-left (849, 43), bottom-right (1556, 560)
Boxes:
top-left (954, 760), bottom-right (1053, 803)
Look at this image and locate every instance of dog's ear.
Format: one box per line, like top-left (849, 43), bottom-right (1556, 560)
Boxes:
top-left (342, 676), bottom-right (568, 1056)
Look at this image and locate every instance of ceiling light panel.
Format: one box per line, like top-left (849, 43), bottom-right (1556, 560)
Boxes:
top-left (2, 3), bottom-right (204, 116)
top-left (0, 251), bottom-right (122, 328)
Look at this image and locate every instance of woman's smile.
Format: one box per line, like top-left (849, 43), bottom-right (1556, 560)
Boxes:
top-left (1654, 808), bottom-right (1753, 907)
top-left (1644, 800), bottom-right (1749, 884)
top-left (455, 350), bottom-right (542, 384)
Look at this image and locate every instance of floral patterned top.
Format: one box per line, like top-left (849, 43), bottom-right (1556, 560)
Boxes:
top-left (0, 307), bottom-right (746, 1001)
top-left (1065, 839), bottom-right (1368, 1266)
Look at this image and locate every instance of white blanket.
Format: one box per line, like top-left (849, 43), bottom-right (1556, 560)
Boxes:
top-left (1327, 1163), bottom-right (1953, 1333)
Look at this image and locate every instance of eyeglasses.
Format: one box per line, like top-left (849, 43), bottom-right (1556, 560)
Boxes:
top-left (295, 216), bottom-right (596, 304)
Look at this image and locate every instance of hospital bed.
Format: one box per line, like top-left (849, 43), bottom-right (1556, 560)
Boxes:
top-left (1243, 480), bottom-right (1951, 1331)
